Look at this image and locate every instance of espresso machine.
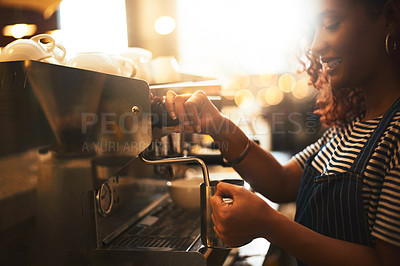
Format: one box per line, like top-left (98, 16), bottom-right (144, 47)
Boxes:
top-left (0, 60), bottom-right (230, 265)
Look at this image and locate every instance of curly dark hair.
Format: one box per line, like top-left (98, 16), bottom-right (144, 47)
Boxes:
top-left (302, 0), bottom-right (400, 127)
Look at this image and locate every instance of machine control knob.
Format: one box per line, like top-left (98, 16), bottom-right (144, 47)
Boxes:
top-left (96, 182), bottom-right (113, 217)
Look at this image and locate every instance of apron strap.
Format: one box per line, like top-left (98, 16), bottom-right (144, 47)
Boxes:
top-left (351, 97), bottom-right (400, 174)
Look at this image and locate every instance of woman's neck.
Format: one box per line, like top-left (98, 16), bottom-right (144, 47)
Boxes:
top-left (361, 65), bottom-right (400, 121)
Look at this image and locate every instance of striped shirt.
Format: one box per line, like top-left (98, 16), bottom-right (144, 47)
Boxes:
top-left (293, 113), bottom-right (400, 247)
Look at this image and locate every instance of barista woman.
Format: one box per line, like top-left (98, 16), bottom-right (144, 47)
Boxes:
top-left (165, 0), bottom-right (400, 264)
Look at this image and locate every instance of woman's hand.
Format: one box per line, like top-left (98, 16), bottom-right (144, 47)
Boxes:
top-left (209, 182), bottom-right (275, 247)
top-left (164, 90), bottom-right (225, 136)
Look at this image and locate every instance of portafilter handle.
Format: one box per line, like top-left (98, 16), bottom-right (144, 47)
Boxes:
top-left (151, 100), bottom-right (180, 128)
top-left (138, 152), bottom-right (210, 186)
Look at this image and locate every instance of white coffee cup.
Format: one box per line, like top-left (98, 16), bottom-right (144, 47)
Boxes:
top-left (67, 52), bottom-right (121, 75)
top-left (52, 43), bottom-right (67, 64)
top-left (0, 34), bottom-right (56, 62)
top-left (120, 47), bottom-right (153, 81)
top-left (110, 55), bottom-right (137, 77)
top-left (67, 52), bottom-right (136, 77)
top-left (151, 56), bottom-right (181, 84)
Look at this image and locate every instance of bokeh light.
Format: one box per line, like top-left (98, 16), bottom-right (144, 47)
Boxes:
top-left (11, 24), bottom-right (28, 38)
top-left (278, 73), bottom-right (296, 93)
top-left (3, 24), bottom-right (37, 39)
top-left (236, 74), bottom-right (251, 89)
top-left (265, 86), bottom-right (284, 105)
top-left (259, 74), bottom-right (278, 87)
top-left (234, 89), bottom-right (254, 108)
top-left (292, 78), bottom-right (310, 99)
top-left (257, 88), bottom-right (270, 107)
top-left (154, 16), bottom-right (176, 35)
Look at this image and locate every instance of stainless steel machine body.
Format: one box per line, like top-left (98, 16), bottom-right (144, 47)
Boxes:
top-left (0, 61), bottom-right (229, 265)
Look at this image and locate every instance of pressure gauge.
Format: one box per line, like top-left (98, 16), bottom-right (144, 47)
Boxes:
top-left (96, 182), bottom-right (113, 217)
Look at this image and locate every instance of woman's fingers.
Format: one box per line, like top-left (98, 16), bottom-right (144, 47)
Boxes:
top-left (211, 210), bottom-right (224, 243)
top-left (184, 99), bottom-right (201, 133)
top-left (214, 182), bottom-right (241, 198)
top-left (210, 192), bottom-right (234, 248)
top-left (165, 90), bottom-right (177, 120)
top-left (165, 90), bottom-right (212, 132)
top-left (165, 91), bottom-right (193, 130)
top-left (183, 90), bottom-right (209, 133)
top-left (213, 223), bottom-right (223, 240)
top-left (174, 93), bottom-right (192, 126)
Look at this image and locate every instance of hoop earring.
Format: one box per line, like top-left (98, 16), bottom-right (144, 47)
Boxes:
top-left (385, 33), bottom-right (398, 57)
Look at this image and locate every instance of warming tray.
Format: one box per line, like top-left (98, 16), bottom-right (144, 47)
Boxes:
top-left (0, 60), bottom-right (153, 157)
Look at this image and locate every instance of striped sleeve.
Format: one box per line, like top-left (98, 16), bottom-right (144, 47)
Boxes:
top-left (371, 164), bottom-right (400, 247)
top-left (292, 128), bottom-right (333, 169)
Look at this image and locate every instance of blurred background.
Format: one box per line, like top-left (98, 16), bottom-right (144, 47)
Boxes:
top-left (0, 2), bottom-right (323, 264)
top-left (0, 0), bottom-right (323, 155)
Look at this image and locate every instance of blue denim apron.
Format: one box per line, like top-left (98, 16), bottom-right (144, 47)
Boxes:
top-left (294, 98), bottom-right (400, 265)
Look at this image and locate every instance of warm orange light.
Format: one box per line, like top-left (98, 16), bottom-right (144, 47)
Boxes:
top-left (259, 74), bottom-right (278, 87)
top-left (3, 24), bottom-right (37, 38)
top-left (236, 74), bottom-right (251, 89)
top-left (234, 89), bottom-right (254, 108)
top-left (46, 29), bottom-right (63, 42)
top-left (154, 16), bottom-right (176, 35)
top-left (265, 86), bottom-right (284, 105)
top-left (292, 79), bottom-right (310, 99)
top-left (278, 73), bottom-right (296, 93)
top-left (257, 88), bottom-right (270, 107)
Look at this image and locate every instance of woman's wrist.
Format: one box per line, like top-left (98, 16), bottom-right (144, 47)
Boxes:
top-left (209, 116), bottom-right (251, 165)
top-left (222, 138), bottom-right (251, 167)
top-left (260, 207), bottom-right (284, 240)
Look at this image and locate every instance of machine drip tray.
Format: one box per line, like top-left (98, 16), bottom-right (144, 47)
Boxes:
top-left (109, 199), bottom-right (201, 251)
top-left (85, 176), bottom-right (231, 265)
top-left (87, 197), bottom-right (231, 266)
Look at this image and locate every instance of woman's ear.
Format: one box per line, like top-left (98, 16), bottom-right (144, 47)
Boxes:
top-left (382, 0), bottom-right (400, 59)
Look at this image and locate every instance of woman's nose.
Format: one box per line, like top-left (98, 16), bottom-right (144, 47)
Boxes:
top-left (310, 28), bottom-right (328, 57)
